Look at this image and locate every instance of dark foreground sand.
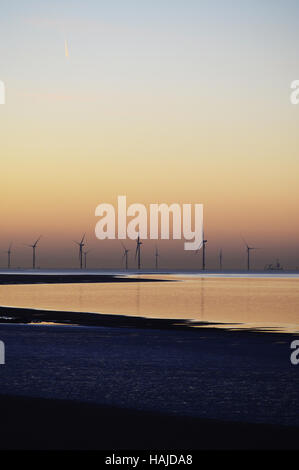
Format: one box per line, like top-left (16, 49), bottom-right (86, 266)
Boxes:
top-left (0, 394), bottom-right (298, 450)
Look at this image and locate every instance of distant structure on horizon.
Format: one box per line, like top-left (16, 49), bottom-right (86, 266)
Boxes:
top-left (264, 259), bottom-right (284, 271)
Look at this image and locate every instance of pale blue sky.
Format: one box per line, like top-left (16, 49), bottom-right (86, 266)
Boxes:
top-left (1, 0), bottom-right (299, 86)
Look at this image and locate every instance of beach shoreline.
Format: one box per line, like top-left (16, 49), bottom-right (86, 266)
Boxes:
top-left (0, 304), bottom-right (236, 330)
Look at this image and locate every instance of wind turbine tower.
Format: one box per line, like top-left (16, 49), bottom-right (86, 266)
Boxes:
top-left (202, 234), bottom-right (208, 271)
top-left (83, 250), bottom-right (90, 269)
top-left (195, 232), bottom-right (207, 271)
top-left (121, 243), bottom-right (130, 270)
top-left (6, 243), bottom-right (12, 269)
top-left (25, 236), bottom-right (42, 269)
top-left (135, 234), bottom-right (142, 270)
top-left (74, 234), bottom-right (85, 269)
top-left (242, 238), bottom-right (259, 271)
top-left (155, 245), bottom-right (159, 271)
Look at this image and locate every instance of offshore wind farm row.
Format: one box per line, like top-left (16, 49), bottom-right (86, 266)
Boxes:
top-left (1, 233), bottom-right (286, 272)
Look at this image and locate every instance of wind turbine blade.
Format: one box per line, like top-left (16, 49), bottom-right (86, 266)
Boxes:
top-left (240, 235), bottom-right (248, 248)
top-left (81, 233), bottom-right (86, 244)
top-left (35, 235), bottom-right (42, 246)
top-left (196, 240), bottom-right (203, 252)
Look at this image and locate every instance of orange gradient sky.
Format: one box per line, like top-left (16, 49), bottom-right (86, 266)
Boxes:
top-left (0, 1), bottom-right (299, 269)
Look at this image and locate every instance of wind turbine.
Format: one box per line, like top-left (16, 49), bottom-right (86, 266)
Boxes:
top-left (83, 250), bottom-right (90, 269)
top-left (121, 242), bottom-right (130, 270)
top-left (135, 234), bottom-right (142, 270)
top-left (242, 237), bottom-right (259, 271)
top-left (6, 243), bottom-right (12, 269)
top-left (25, 236), bottom-right (42, 269)
top-left (196, 232), bottom-right (207, 270)
top-left (74, 234), bottom-right (85, 269)
top-left (155, 245), bottom-right (159, 271)
top-left (219, 248), bottom-right (223, 271)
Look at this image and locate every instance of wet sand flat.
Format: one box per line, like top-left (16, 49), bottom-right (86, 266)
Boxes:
top-left (0, 322), bottom-right (298, 448)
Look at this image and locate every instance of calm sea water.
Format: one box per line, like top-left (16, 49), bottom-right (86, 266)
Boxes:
top-left (0, 274), bottom-right (299, 332)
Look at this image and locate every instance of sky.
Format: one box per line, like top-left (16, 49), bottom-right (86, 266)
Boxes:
top-left (0, 0), bottom-right (299, 270)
